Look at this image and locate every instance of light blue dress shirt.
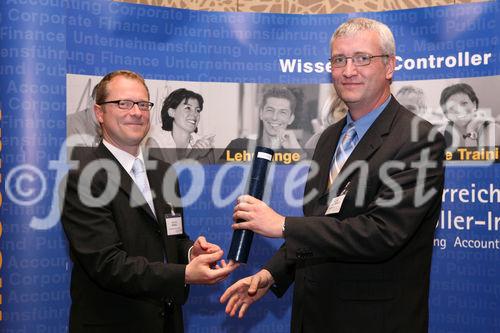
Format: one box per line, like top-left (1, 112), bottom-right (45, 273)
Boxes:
top-left (335, 95), bottom-right (391, 152)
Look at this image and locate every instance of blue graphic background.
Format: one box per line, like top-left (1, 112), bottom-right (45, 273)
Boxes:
top-left (1, 0), bottom-right (499, 331)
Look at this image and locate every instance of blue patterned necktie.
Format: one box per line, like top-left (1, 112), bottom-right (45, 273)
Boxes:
top-left (131, 158), bottom-right (156, 217)
top-left (329, 123), bottom-right (359, 186)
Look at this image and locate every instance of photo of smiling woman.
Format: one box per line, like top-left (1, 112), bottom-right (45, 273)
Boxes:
top-left (146, 88), bottom-right (216, 163)
top-left (440, 83), bottom-right (500, 148)
top-left (221, 86), bottom-right (303, 160)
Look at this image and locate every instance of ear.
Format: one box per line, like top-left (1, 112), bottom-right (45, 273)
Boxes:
top-left (385, 55), bottom-right (396, 80)
top-left (259, 108), bottom-right (264, 121)
top-left (168, 108), bottom-right (175, 118)
top-left (287, 113), bottom-right (295, 125)
top-left (94, 104), bottom-right (104, 124)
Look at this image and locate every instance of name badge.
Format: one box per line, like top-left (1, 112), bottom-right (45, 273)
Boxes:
top-left (325, 181), bottom-right (350, 215)
top-left (165, 214), bottom-right (183, 236)
top-left (325, 194), bottom-right (346, 215)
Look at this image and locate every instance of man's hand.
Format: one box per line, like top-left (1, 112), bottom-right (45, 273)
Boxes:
top-left (190, 236), bottom-right (221, 261)
top-left (232, 195), bottom-right (285, 238)
top-left (185, 250), bottom-right (238, 285)
top-left (220, 269), bottom-right (274, 319)
top-left (279, 129), bottom-right (301, 149)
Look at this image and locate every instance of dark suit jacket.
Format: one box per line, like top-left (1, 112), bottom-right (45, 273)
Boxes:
top-left (264, 97), bottom-right (446, 333)
top-left (62, 143), bottom-right (193, 333)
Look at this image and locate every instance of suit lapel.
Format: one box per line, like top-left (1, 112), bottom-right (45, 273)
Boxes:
top-left (317, 118), bottom-right (346, 194)
top-left (96, 143), bottom-right (176, 261)
top-left (146, 160), bottom-right (182, 264)
top-left (343, 97), bottom-right (398, 168)
top-left (95, 143), bottom-right (157, 221)
top-left (319, 97), bottom-right (399, 199)
top-left (304, 119), bottom-right (345, 215)
top-left (147, 164), bottom-right (170, 228)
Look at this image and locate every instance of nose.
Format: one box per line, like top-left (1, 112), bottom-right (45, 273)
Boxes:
top-left (271, 110), bottom-right (279, 120)
top-left (343, 58), bottom-right (358, 77)
top-left (129, 103), bottom-right (143, 117)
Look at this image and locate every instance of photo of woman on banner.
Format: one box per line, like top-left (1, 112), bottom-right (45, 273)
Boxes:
top-left (221, 86), bottom-right (303, 161)
top-left (440, 83), bottom-right (500, 148)
top-left (146, 88), bottom-right (216, 164)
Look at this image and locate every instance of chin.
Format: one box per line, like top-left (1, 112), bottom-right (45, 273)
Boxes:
top-left (182, 126), bottom-right (196, 134)
top-left (264, 128), bottom-right (280, 137)
top-left (337, 92), bottom-right (360, 103)
top-left (127, 131), bottom-right (147, 141)
top-left (454, 120), bottom-right (470, 128)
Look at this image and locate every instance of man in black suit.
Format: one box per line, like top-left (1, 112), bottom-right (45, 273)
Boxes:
top-left (62, 70), bottom-right (237, 332)
top-left (221, 18), bottom-right (445, 332)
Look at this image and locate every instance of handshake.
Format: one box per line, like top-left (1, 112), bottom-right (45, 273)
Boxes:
top-left (185, 194), bottom-right (285, 319)
top-left (185, 236), bottom-right (275, 320)
top-left (184, 235), bottom-right (238, 285)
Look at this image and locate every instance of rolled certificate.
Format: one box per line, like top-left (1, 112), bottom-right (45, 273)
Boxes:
top-left (227, 146), bottom-right (274, 263)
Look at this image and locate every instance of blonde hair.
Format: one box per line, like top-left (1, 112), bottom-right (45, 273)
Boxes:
top-left (95, 70), bottom-right (149, 105)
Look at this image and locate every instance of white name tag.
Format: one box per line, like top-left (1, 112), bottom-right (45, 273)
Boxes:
top-left (325, 194), bottom-right (346, 215)
top-left (165, 215), bottom-right (183, 236)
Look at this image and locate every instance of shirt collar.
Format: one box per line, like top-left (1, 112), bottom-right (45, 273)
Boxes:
top-left (345, 95), bottom-right (391, 140)
top-left (102, 140), bottom-right (144, 176)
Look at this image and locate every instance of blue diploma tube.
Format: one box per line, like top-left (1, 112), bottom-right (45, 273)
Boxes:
top-left (227, 146), bottom-right (274, 263)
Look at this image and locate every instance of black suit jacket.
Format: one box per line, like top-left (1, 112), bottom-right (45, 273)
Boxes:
top-left (62, 143), bottom-right (193, 333)
top-left (265, 97), bottom-right (446, 333)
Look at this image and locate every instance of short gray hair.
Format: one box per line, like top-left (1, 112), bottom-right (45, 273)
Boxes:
top-left (331, 17), bottom-right (395, 56)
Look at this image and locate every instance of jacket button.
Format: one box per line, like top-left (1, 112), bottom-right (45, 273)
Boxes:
top-left (158, 311), bottom-right (165, 318)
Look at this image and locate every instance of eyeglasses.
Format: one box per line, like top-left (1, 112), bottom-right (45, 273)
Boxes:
top-left (99, 100), bottom-right (154, 111)
top-left (329, 54), bottom-right (389, 68)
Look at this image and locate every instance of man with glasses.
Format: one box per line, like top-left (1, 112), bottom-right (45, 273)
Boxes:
top-left (62, 70), bottom-right (237, 333)
top-left (221, 18), bottom-right (445, 332)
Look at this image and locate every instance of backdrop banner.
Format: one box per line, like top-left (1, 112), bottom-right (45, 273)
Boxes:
top-left (1, 0), bottom-right (499, 332)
